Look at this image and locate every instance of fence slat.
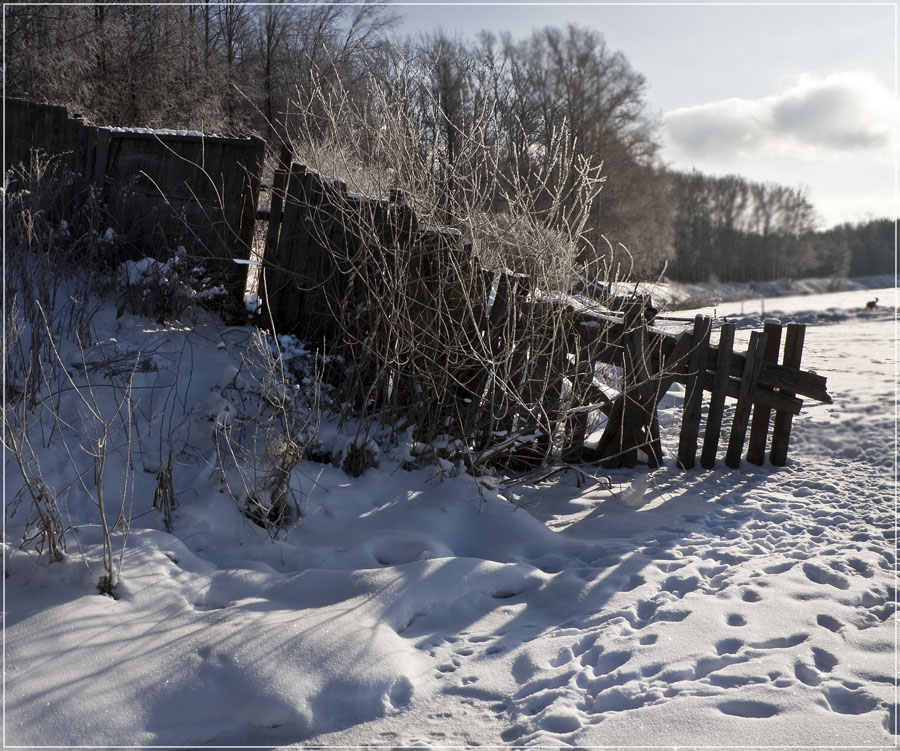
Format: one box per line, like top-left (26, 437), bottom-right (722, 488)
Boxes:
top-left (269, 164), bottom-right (309, 326)
top-left (677, 315), bottom-right (712, 469)
top-left (770, 323), bottom-right (807, 466)
top-left (746, 320), bottom-right (784, 465)
top-left (725, 331), bottom-right (768, 469)
top-left (701, 322), bottom-right (735, 469)
top-left (262, 145), bottom-right (292, 268)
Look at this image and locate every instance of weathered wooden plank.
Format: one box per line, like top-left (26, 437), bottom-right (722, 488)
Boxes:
top-left (260, 146), bottom-right (292, 308)
top-left (93, 128), bottom-right (111, 190)
top-left (677, 315), bottom-right (712, 469)
top-left (265, 146), bottom-right (293, 228)
top-left (583, 330), bottom-right (690, 466)
top-left (652, 331), bottom-right (693, 400)
top-left (725, 331), bottom-right (768, 469)
top-left (269, 164), bottom-right (309, 327)
top-left (746, 320), bottom-right (784, 465)
top-left (594, 303), bottom-right (655, 468)
top-left (701, 322), bottom-right (735, 469)
top-left (770, 323), bottom-right (807, 466)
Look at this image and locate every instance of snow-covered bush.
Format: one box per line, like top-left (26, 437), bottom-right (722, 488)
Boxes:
top-left (211, 330), bottom-right (321, 536)
top-left (116, 248), bottom-right (226, 323)
top-left (276, 61), bottom-right (618, 475)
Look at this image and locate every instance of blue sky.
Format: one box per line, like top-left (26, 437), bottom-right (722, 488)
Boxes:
top-left (391, 2), bottom-right (897, 228)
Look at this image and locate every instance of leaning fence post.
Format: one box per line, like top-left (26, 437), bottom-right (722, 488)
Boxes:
top-left (746, 320), bottom-right (784, 465)
top-left (725, 330), bottom-right (768, 469)
top-left (700, 322), bottom-right (735, 469)
top-left (618, 302), bottom-right (652, 467)
top-left (677, 315), bottom-right (712, 469)
top-left (769, 323), bottom-right (807, 466)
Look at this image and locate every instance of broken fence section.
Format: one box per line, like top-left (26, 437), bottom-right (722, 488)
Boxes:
top-left (259, 163), bottom-right (832, 470)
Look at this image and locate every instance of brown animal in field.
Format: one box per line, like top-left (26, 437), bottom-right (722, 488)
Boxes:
top-left (866, 297), bottom-right (879, 311)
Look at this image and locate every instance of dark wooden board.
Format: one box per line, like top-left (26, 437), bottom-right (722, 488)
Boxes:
top-left (746, 321), bottom-right (784, 465)
top-left (701, 322), bottom-right (735, 469)
top-left (725, 331), bottom-right (768, 468)
top-left (770, 323), bottom-right (807, 466)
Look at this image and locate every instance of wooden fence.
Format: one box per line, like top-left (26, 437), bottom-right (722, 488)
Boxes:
top-left (5, 100), bottom-right (832, 470)
top-left (6, 98), bottom-right (265, 293)
top-left (261, 163), bottom-right (832, 469)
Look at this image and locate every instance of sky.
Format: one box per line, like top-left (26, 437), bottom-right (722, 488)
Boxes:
top-left (392, 2), bottom-right (897, 230)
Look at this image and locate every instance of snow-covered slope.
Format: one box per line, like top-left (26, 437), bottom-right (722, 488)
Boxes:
top-left (4, 286), bottom-right (896, 747)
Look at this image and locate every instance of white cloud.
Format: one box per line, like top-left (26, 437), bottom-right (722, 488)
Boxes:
top-left (663, 71), bottom-right (898, 163)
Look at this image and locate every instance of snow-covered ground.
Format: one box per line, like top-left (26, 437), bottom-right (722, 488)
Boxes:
top-left (4, 283), bottom-right (896, 747)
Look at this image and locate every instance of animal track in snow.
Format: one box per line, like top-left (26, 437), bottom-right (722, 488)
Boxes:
top-left (726, 613), bottom-right (747, 627)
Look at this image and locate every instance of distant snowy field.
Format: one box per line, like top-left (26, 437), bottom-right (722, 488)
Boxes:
top-left (4, 283), bottom-right (896, 747)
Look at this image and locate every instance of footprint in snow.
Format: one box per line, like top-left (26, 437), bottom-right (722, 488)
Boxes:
top-left (793, 661), bottom-right (823, 686)
top-left (762, 560), bottom-right (796, 575)
top-left (823, 685), bottom-right (880, 715)
top-left (741, 588), bottom-right (763, 603)
top-left (816, 613), bottom-right (843, 632)
top-left (714, 637), bottom-right (744, 655)
top-left (717, 699), bottom-right (781, 718)
top-left (750, 633), bottom-right (808, 650)
top-left (846, 557), bottom-right (875, 578)
top-left (661, 574), bottom-right (701, 598)
top-left (539, 711), bottom-right (582, 734)
top-left (811, 646), bottom-right (838, 673)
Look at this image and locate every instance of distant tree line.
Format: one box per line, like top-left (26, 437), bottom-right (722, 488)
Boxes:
top-left (4, 4), bottom-right (893, 284)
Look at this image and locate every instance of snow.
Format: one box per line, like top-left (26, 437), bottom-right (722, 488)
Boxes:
top-left (4, 282), bottom-right (896, 747)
